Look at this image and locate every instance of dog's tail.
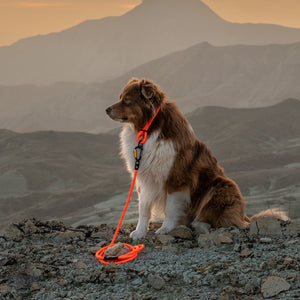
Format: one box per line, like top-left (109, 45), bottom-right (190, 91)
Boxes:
top-left (244, 208), bottom-right (289, 224)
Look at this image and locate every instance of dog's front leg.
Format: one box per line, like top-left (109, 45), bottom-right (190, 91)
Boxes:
top-left (156, 191), bottom-right (190, 235)
top-left (130, 195), bottom-right (152, 241)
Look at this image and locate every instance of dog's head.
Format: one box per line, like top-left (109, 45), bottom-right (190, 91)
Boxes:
top-left (106, 78), bottom-right (164, 129)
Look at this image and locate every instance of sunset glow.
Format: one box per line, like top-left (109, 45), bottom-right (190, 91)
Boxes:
top-left (0, 0), bottom-right (299, 47)
top-left (18, 2), bottom-right (68, 8)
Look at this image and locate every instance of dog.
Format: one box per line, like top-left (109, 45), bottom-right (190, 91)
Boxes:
top-left (106, 78), bottom-right (288, 240)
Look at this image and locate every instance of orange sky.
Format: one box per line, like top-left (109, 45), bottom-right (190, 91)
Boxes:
top-left (0, 0), bottom-right (300, 47)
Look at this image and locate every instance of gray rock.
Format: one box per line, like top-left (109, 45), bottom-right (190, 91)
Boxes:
top-left (261, 276), bottom-right (290, 298)
top-left (214, 232), bottom-right (233, 245)
top-left (239, 249), bottom-right (253, 258)
top-left (24, 219), bottom-right (40, 234)
top-left (30, 282), bottom-right (42, 291)
top-left (0, 285), bottom-right (11, 291)
top-left (249, 217), bottom-right (282, 236)
top-left (148, 274), bottom-right (165, 290)
top-left (90, 240), bottom-right (109, 254)
top-left (4, 224), bottom-right (24, 242)
top-left (168, 225), bottom-right (193, 240)
top-left (198, 233), bottom-right (214, 248)
top-left (156, 235), bottom-right (175, 245)
top-left (191, 221), bottom-right (211, 235)
top-left (104, 242), bottom-right (130, 258)
top-left (53, 230), bottom-right (85, 241)
top-left (285, 221), bottom-right (300, 236)
top-left (198, 229), bottom-right (233, 247)
top-left (260, 237), bottom-right (272, 243)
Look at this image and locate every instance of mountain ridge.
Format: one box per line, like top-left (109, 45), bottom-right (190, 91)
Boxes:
top-left (0, 41), bottom-right (300, 133)
top-left (1, 0), bottom-right (300, 85)
top-left (0, 99), bottom-right (299, 226)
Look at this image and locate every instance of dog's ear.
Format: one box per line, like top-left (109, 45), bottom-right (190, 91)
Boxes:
top-left (127, 78), bottom-right (139, 85)
top-left (141, 81), bottom-right (155, 100)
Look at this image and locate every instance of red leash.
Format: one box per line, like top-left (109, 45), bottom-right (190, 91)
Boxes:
top-left (96, 106), bottom-right (161, 265)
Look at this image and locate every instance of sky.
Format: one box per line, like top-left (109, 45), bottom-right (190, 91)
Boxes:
top-left (0, 0), bottom-right (300, 47)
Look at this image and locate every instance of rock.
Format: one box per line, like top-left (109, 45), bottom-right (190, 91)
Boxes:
top-left (261, 276), bottom-right (290, 298)
top-left (161, 245), bottom-right (177, 251)
top-left (28, 265), bottom-right (43, 278)
top-left (244, 277), bottom-right (261, 295)
top-left (191, 221), bottom-right (211, 235)
top-left (40, 255), bottom-right (54, 264)
top-left (239, 249), bottom-right (253, 258)
top-left (4, 224), bottom-right (24, 242)
top-left (260, 237), bottom-right (272, 243)
top-left (0, 256), bottom-right (16, 266)
top-left (31, 282), bottom-right (42, 291)
top-left (76, 261), bottom-right (87, 268)
top-left (198, 233), bottom-right (214, 248)
top-left (249, 217), bottom-right (282, 236)
top-left (233, 243), bottom-right (241, 252)
top-left (59, 279), bottom-right (68, 286)
top-left (286, 272), bottom-right (297, 281)
top-left (53, 231), bottom-right (85, 241)
top-left (148, 274), bottom-right (165, 290)
top-left (90, 246), bottom-right (100, 254)
top-left (156, 235), bottom-right (175, 245)
top-left (90, 241), bottom-right (109, 254)
top-left (214, 233), bottom-right (233, 245)
top-left (24, 219), bottom-right (40, 234)
top-left (259, 262), bottom-right (267, 271)
top-left (283, 257), bottom-right (293, 265)
top-left (198, 230), bottom-right (233, 247)
top-left (168, 225), bottom-right (193, 240)
top-left (90, 228), bottom-right (114, 239)
top-left (104, 242), bottom-right (130, 258)
top-left (285, 221), bottom-right (300, 236)
top-left (0, 285), bottom-right (11, 291)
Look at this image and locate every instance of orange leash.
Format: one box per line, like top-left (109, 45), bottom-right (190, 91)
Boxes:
top-left (95, 170), bottom-right (144, 265)
top-left (95, 106), bottom-right (161, 265)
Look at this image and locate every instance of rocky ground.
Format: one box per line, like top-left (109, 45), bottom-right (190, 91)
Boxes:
top-left (0, 218), bottom-right (299, 300)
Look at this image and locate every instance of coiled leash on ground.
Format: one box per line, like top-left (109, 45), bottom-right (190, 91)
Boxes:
top-left (96, 106), bottom-right (161, 265)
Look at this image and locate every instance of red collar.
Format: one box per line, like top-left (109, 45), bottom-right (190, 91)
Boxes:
top-left (136, 106), bottom-right (160, 144)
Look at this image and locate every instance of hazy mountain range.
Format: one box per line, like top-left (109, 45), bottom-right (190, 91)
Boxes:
top-left (0, 100), bottom-right (299, 227)
top-left (0, 41), bottom-right (300, 133)
top-left (1, 0), bottom-right (300, 85)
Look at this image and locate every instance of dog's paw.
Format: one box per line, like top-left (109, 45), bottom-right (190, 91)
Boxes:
top-left (130, 229), bottom-right (146, 241)
top-left (155, 226), bottom-right (172, 235)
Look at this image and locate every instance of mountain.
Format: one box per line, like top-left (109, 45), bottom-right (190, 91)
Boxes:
top-left (102, 41), bottom-right (300, 113)
top-left (1, 42), bottom-right (300, 133)
top-left (1, 0), bottom-right (300, 85)
top-left (0, 99), bottom-right (299, 227)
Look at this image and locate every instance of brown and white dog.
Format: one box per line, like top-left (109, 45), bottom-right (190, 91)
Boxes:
top-left (106, 78), bottom-right (287, 240)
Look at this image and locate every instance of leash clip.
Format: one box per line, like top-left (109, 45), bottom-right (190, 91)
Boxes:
top-left (133, 144), bottom-right (143, 170)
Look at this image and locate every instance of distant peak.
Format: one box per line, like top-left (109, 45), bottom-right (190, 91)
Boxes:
top-left (140, 0), bottom-right (214, 10)
top-left (129, 0), bottom-right (223, 22)
top-left (276, 98), bottom-right (300, 106)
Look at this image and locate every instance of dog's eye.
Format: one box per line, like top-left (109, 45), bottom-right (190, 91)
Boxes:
top-left (123, 97), bottom-right (131, 105)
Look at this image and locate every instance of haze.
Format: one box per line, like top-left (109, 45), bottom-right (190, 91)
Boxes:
top-left (1, 0), bottom-right (300, 46)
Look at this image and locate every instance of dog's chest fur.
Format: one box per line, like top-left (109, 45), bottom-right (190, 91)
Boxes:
top-left (120, 124), bottom-right (176, 185)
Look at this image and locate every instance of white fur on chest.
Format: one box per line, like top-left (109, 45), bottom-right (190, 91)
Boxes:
top-left (120, 125), bottom-right (176, 185)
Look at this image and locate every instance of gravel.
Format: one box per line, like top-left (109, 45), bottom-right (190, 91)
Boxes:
top-left (0, 218), bottom-right (299, 299)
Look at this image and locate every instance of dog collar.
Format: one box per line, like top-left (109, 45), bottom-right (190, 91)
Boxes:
top-left (136, 106), bottom-right (161, 145)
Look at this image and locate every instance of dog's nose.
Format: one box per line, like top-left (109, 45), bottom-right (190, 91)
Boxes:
top-left (106, 107), bottom-right (112, 115)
